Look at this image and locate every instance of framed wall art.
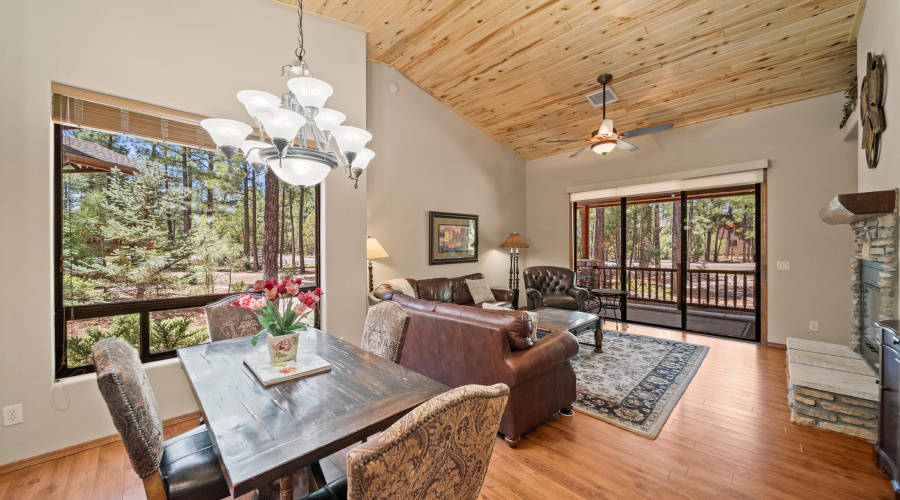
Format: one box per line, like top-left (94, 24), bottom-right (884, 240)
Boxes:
top-left (429, 211), bottom-right (478, 265)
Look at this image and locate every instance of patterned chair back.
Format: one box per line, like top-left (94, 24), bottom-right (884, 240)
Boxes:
top-left (92, 339), bottom-right (164, 478)
top-left (204, 294), bottom-right (263, 342)
top-left (360, 301), bottom-right (411, 364)
top-left (346, 384), bottom-right (510, 500)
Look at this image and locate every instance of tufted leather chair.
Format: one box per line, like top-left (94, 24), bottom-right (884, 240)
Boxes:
top-left (522, 266), bottom-right (591, 312)
top-left (92, 339), bottom-right (232, 500)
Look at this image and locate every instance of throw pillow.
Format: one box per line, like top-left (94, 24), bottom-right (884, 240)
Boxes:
top-left (482, 303), bottom-right (539, 343)
top-left (466, 278), bottom-right (495, 304)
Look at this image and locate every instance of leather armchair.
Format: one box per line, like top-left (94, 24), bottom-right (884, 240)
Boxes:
top-left (523, 266), bottom-right (590, 312)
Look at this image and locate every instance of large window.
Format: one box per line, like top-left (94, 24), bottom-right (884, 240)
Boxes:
top-left (54, 123), bottom-right (320, 376)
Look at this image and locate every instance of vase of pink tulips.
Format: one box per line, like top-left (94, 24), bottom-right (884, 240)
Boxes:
top-left (231, 276), bottom-right (323, 364)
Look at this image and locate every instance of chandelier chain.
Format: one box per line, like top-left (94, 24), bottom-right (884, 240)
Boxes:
top-left (295, 0), bottom-right (305, 62)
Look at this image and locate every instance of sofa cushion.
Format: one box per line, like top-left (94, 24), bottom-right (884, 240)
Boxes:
top-left (466, 278), bottom-right (495, 304)
top-left (392, 293), bottom-right (437, 313)
top-left (449, 273), bottom-right (484, 304)
top-left (542, 294), bottom-right (579, 310)
top-left (416, 278), bottom-right (453, 303)
top-left (434, 303), bottom-right (533, 351)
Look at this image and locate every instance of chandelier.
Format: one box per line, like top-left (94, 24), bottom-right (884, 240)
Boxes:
top-left (200, 0), bottom-right (373, 188)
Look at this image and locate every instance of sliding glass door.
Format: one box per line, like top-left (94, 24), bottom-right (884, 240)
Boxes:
top-left (574, 185), bottom-right (761, 341)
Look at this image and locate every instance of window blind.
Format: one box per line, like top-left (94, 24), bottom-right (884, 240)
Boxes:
top-left (51, 83), bottom-right (216, 151)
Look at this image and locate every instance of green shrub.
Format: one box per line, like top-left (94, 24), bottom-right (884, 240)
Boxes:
top-left (66, 314), bottom-right (209, 368)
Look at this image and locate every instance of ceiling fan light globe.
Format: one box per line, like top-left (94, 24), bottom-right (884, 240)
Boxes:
top-left (592, 140), bottom-right (617, 155)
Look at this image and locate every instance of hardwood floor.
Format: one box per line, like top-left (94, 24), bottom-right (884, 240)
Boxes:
top-left (0, 324), bottom-right (893, 499)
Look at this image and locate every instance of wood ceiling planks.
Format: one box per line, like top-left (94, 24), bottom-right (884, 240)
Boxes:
top-left (288, 0), bottom-right (860, 160)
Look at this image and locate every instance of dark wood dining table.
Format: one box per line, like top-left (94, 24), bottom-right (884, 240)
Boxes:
top-left (177, 329), bottom-right (448, 499)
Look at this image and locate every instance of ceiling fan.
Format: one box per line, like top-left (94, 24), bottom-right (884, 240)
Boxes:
top-left (547, 73), bottom-right (674, 157)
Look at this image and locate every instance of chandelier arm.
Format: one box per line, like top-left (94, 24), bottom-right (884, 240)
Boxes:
top-left (308, 120), bottom-right (330, 152)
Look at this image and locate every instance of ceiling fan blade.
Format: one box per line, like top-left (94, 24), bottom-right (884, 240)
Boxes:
top-left (570, 145), bottom-right (592, 158)
top-left (619, 123), bottom-right (674, 139)
top-left (616, 140), bottom-right (638, 151)
top-left (546, 139), bottom-right (591, 143)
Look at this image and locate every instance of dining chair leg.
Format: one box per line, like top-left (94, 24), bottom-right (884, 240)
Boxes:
top-left (279, 475), bottom-right (293, 500)
top-left (307, 461), bottom-right (327, 491)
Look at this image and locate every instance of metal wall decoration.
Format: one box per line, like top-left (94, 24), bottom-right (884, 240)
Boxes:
top-left (860, 52), bottom-right (886, 169)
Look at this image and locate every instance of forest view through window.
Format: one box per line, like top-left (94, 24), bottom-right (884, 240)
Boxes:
top-left (57, 125), bottom-right (319, 373)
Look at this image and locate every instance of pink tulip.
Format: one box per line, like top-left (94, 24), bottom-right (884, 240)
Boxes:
top-left (292, 302), bottom-right (310, 316)
top-left (285, 282), bottom-right (300, 295)
top-left (253, 280), bottom-right (266, 291)
top-left (264, 287), bottom-right (278, 301)
top-left (247, 297), bottom-right (266, 310)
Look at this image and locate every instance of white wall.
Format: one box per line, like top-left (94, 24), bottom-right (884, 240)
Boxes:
top-left (366, 63), bottom-right (526, 290)
top-left (525, 93), bottom-right (857, 346)
top-left (0, 0), bottom-right (367, 465)
top-left (857, 0), bottom-right (900, 192)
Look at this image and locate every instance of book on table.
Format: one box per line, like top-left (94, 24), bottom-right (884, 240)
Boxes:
top-left (244, 351), bottom-right (331, 386)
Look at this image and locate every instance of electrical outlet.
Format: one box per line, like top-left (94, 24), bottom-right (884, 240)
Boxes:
top-left (3, 404), bottom-right (22, 427)
top-left (777, 261), bottom-right (790, 271)
top-left (809, 321), bottom-right (819, 332)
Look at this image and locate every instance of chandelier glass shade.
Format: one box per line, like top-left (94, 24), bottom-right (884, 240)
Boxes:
top-left (200, 0), bottom-right (372, 188)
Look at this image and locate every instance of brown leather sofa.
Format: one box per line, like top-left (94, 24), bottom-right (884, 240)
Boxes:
top-left (523, 266), bottom-right (591, 312)
top-left (373, 287), bottom-right (579, 447)
top-left (372, 273), bottom-right (515, 309)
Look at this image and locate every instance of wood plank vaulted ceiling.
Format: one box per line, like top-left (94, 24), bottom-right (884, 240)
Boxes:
top-left (290, 0), bottom-right (862, 160)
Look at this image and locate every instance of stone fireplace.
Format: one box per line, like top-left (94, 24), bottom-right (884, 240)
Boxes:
top-left (784, 190), bottom-right (898, 441)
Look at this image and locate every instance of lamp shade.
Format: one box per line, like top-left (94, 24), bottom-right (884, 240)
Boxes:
top-left (366, 237), bottom-right (389, 260)
top-left (236, 90), bottom-right (281, 119)
top-left (200, 119), bottom-right (253, 149)
top-left (239, 140), bottom-right (273, 165)
top-left (500, 232), bottom-right (530, 248)
top-left (267, 156), bottom-right (333, 186)
top-left (352, 148), bottom-right (375, 170)
top-left (332, 126), bottom-right (372, 154)
top-left (287, 77), bottom-right (334, 109)
top-left (314, 108), bottom-right (346, 133)
top-left (256, 108), bottom-right (306, 142)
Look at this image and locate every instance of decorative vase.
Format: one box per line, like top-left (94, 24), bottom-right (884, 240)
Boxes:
top-left (265, 330), bottom-right (300, 364)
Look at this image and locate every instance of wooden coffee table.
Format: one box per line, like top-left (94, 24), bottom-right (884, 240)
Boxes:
top-left (533, 307), bottom-right (604, 353)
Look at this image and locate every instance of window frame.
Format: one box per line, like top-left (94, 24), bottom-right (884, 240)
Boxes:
top-left (53, 124), bottom-right (322, 377)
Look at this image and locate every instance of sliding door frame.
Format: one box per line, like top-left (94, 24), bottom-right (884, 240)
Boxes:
top-left (572, 183), bottom-right (764, 343)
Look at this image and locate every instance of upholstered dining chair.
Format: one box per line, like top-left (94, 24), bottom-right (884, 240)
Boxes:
top-left (92, 339), bottom-right (232, 500)
top-left (360, 301), bottom-right (411, 364)
top-left (204, 293), bottom-right (263, 342)
top-left (302, 383), bottom-right (510, 500)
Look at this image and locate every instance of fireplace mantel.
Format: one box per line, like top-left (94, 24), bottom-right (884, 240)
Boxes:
top-left (819, 189), bottom-right (898, 225)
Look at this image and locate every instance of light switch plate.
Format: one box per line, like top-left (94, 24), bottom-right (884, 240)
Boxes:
top-left (3, 404), bottom-right (22, 427)
top-left (809, 321), bottom-right (819, 332)
top-left (777, 261), bottom-right (790, 271)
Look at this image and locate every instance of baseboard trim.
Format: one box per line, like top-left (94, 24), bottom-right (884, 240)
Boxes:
top-left (0, 411), bottom-right (201, 476)
top-left (765, 342), bottom-right (787, 349)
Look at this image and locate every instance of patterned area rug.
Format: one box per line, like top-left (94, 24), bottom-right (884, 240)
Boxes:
top-left (571, 330), bottom-right (708, 439)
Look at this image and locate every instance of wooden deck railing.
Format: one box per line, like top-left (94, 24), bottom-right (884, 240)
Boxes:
top-left (576, 263), bottom-right (755, 312)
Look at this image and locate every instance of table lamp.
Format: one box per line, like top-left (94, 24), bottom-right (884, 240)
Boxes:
top-left (366, 236), bottom-right (389, 292)
top-left (500, 232), bottom-right (529, 309)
